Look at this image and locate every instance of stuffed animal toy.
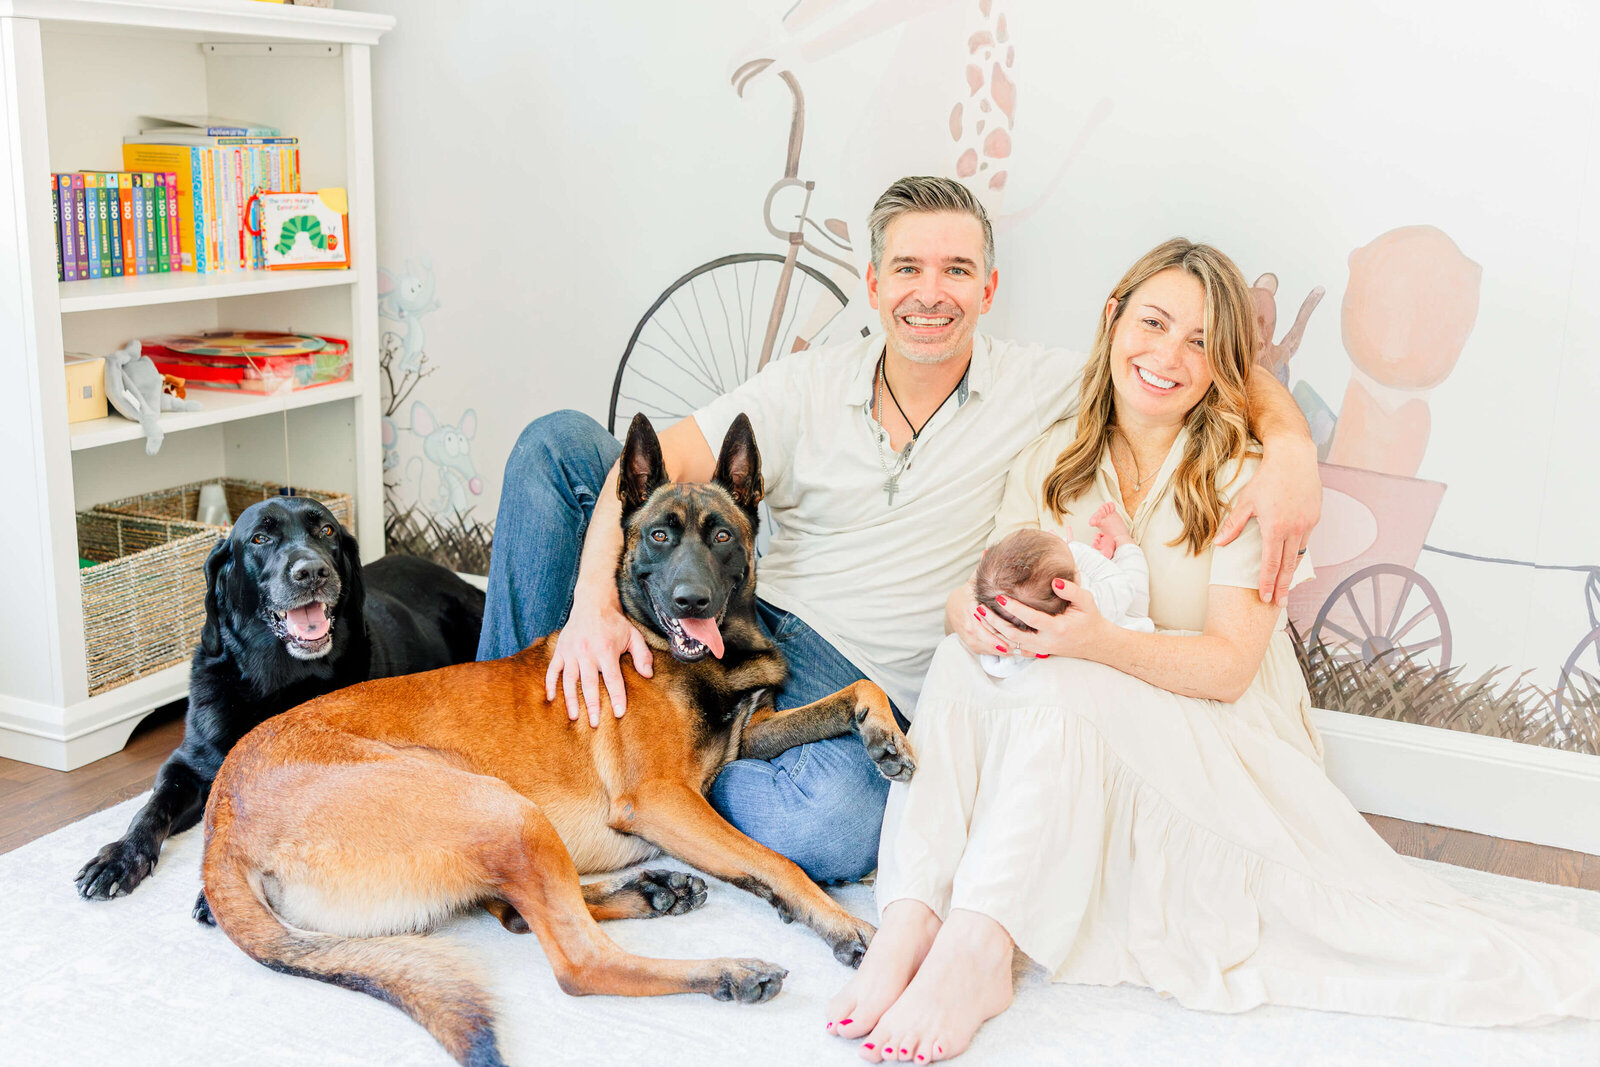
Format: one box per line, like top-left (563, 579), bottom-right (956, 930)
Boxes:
top-left (103, 340), bottom-right (202, 455)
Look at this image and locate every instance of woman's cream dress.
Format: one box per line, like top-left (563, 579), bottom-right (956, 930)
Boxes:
top-left (876, 419), bottom-right (1600, 1026)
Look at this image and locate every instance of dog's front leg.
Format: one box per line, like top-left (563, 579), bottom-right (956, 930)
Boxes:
top-left (75, 753), bottom-right (211, 900)
top-left (613, 780), bottom-right (875, 967)
top-left (738, 680), bottom-right (915, 782)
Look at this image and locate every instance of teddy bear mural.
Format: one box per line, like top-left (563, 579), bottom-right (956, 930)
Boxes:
top-left (1328, 225), bottom-right (1482, 478)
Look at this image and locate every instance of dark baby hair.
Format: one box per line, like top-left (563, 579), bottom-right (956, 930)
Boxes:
top-left (973, 529), bottom-right (1076, 634)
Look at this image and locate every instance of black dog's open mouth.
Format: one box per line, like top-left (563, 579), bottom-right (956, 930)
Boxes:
top-left (263, 598), bottom-right (338, 659)
top-left (646, 592), bottom-right (726, 662)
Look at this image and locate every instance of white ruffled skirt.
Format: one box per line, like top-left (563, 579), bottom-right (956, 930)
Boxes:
top-left (875, 634), bottom-right (1600, 1025)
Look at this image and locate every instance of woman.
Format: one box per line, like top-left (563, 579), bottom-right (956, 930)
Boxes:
top-left (825, 239), bottom-right (1600, 1063)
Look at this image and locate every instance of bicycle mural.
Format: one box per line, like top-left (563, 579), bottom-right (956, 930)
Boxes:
top-left (609, 0), bottom-right (1027, 434)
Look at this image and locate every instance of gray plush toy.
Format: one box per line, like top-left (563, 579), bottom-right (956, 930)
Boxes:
top-left (103, 340), bottom-right (202, 455)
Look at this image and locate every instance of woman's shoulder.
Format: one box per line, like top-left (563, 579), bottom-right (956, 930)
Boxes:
top-left (1214, 438), bottom-right (1265, 503)
top-left (1020, 415), bottom-right (1081, 465)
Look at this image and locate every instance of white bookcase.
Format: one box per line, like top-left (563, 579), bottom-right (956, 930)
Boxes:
top-left (0, 0), bottom-right (394, 770)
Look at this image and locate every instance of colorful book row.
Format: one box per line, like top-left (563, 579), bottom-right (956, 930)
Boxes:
top-left (122, 142), bottom-right (301, 274)
top-left (52, 172), bottom-right (182, 281)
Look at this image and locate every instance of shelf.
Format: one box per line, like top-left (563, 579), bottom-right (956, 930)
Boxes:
top-left (69, 378), bottom-right (361, 451)
top-left (0, 0), bottom-right (395, 46)
top-left (58, 268), bottom-right (356, 313)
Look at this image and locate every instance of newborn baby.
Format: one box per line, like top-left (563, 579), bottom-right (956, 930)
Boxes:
top-left (974, 503), bottom-right (1155, 678)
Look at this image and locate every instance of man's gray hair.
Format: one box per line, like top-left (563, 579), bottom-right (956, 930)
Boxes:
top-left (867, 176), bottom-right (995, 276)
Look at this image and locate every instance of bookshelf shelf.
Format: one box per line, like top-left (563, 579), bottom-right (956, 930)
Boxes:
top-left (68, 379), bottom-right (361, 451)
top-left (0, 0), bottom-right (391, 770)
top-left (59, 268), bottom-right (357, 313)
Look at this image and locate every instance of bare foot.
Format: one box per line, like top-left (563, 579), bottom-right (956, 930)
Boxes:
top-left (858, 909), bottom-right (1014, 1063)
top-left (1090, 502), bottom-right (1133, 555)
top-left (826, 900), bottom-right (942, 1041)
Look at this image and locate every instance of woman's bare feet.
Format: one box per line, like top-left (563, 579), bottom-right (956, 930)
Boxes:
top-left (826, 900), bottom-right (943, 1040)
top-left (858, 908), bottom-right (1014, 1063)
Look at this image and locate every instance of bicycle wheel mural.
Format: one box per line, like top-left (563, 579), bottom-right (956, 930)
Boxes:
top-left (609, 252), bottom-right (848, 434)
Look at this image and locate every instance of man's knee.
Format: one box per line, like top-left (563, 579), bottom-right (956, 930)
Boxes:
top-left (711, 742), bottom-right (891, 885)
top-left (502, 409), bottom-right (615, 491)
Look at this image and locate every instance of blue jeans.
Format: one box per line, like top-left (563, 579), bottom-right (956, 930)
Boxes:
top-left (479, 409), bottom-right (893, 884)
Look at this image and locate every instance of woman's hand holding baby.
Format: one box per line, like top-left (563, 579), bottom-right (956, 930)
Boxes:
top-left (984, 579), bottom-right (1110, 660)
top-left (947, 580), bottom-right (1010, 656)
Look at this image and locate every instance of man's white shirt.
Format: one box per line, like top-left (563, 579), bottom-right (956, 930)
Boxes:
top-left (694, 333), bottom-right (1085, 713)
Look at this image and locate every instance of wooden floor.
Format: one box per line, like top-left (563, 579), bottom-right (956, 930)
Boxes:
top-left (4, 704), bottom-right (1600, 893)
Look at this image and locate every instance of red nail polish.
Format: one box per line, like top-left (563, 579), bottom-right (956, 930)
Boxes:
top-left (918, 1057), bottom-right (927, 1063)
top-left (976, 604), bottom-right (987, 617)
top-left (937, 1046), bottom-right (945, 1055)
top-left (996, 594), bottom-right (1007, 605)
top-left (1036, 652), bottom-right (1048, 659)
top-left (841, 1018), bottom-right (853, 1025)
top-left (995, 644), bottom-right (1007, 653)
top-left (1053, 578), bottom-right (1065, 589)
top-left (863, 1043), bottom-right (875, 1050)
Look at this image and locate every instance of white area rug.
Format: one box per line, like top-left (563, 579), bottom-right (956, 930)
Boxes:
top-left (6, 796), bottom-right (1600, 1067)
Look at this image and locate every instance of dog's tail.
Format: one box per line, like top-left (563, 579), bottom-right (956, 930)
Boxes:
top-left (204, 849), bottom-right (506, 1067)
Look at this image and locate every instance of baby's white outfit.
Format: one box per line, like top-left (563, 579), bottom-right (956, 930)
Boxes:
top-left (981, 539), bottom-right (1154, 678)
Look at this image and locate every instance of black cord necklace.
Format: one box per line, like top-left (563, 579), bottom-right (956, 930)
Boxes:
top-left (875, 353), bottom-right (965, 444)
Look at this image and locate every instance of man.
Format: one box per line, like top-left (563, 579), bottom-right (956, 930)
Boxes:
top-left (478, 176), bottom-right (1320, 884)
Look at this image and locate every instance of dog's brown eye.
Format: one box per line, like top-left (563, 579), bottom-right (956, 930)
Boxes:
top-left (251, 534), bottom-right (268, 545)
top-left (651, 530), bottom-right (669, 543)
top-left (714, 530), bottom-right (731, 543)
top-left (320, 524), bottom-right (335, 537)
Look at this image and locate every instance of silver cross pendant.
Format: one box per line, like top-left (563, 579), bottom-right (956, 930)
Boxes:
top-left (883, 474), bottom-right (899, 506)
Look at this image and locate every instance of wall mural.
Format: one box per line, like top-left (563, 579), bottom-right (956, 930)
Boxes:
top-left (377, 258), bottom-right (495, 574)
top-left (1265, 228), bottom-right (1600, 752)
top-left (609, 0), bottom-right (1027, 436)
top-left (358, 0), bottom-right (1595, 755)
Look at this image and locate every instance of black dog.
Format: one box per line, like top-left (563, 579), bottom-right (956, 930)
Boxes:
top-left (75, 496), bottom-right (485, 906)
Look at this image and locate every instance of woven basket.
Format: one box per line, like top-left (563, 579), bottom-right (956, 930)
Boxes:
top-left (78, 512), bottom-right (218, 696)
top-left (96, 478), bottom-right (354, 535)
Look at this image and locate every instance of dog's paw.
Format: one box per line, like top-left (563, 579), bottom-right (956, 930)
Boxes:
top-left (828, 916), bottom-right (875, 969)
top-left (193, 890), bottom-right (216, 926)
top-left (633, 869), bottom-right (708, 916)
top-left (853, 710), bottom-right (916, 783)
top-left (74, 837), bottom-right (157, 900)
top-left (708, 959), bottom-right (788, 1004)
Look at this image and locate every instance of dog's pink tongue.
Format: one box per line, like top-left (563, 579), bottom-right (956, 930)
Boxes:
top-left (677, 616), bottom-right (724, 659)
top-left (286, 602), bottom-right (329, 641)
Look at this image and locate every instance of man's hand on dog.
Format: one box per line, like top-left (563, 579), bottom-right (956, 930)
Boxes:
top-left (546, 595), bottom-right (654, 727)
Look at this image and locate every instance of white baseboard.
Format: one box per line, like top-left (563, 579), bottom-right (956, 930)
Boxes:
top-left (0, 663), bottom-right (187, 771)
top-left (1315, 707), bottom-right (1600, 857)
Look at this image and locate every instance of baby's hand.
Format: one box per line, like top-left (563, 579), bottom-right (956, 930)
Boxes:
top-left (1092, 531), bottom-right (1116, 560)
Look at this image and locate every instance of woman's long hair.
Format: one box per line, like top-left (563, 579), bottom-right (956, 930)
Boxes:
top-left (1041, 238), bottom-right (1258, 555)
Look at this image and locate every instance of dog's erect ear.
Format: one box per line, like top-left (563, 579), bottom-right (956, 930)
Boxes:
top-left (199, 538), bottom-right (232, 656)
top-left (618, 413), bottom-right (668, 516)
top-left (713, 413), bottom-right (763, 515)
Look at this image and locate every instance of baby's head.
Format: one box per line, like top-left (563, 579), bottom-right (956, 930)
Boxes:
top-left (973, 529), bottom-right (1076, 633)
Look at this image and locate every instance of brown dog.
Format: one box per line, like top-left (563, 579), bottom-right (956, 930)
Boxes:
top-left (200, 413), bottom-right (916, 1067)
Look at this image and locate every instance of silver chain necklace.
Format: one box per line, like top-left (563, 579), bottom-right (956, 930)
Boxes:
top-left (870, 368), bottom-right (914, 505)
